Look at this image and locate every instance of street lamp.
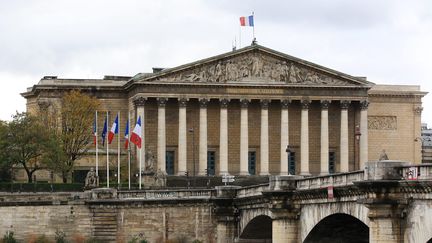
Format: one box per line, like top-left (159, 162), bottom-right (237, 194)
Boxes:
top-left (189, 128), bottom-right (196, 187)
top-left (415, 137), bottom-right (431, 163)
top-left (355, 125), bottom-right (361, 170)
top-left (286, 145), bottom-right (292, 176)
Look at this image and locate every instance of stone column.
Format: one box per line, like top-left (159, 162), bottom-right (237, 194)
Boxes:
top-left (280, 100), bottom-right (290, 175)
top-left (340, 100), bottom-right (350, 173)
top-left (133, 97), bottom-right (146, 173)
top-left (320, 100), bottom-right (330, 175)
top-left (272, 216), bottom-right (299, 243)
top-left (300, 99), bottom-right (311, 175)
top-left (177, 98), bottom-right (188, 175)
top-left (240, 99), bottom-right (250, 175)
top-left (367, 204), bottom-right (405, 243)
top-left (359, 100), bottom-right (369, 169)
top-left (260, 99), bottom-right (270, 175)
top-left (219, 99), bottom-right (229, 175)
top-left (198, 98), bottom-right (209, 176)
top-left (157, 98), bottom-right (167, 172)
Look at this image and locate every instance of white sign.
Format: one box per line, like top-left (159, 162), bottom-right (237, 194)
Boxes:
top-left (222, 174), bottom-right (235, 185)
top-left (406, 167), bottom-right (418, 180)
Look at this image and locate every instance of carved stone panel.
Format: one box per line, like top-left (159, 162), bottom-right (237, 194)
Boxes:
top-left (150, 52), bottom-right (354, 86)
top-left (368, 116), bottom-right (397, 130)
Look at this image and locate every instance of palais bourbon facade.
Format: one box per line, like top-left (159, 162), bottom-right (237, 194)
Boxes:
top-left (22, 44), bottom-right (427, 180)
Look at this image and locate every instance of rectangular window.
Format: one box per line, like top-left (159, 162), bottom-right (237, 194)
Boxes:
top-left (288, 152), bottom-right (296, 175)
top-left (166, 151), bottom-right (175, 175)
top-left (207, 151), bottom-right (216, 176)
top-left (329, 152), bottom-right (336, 174)
top-left (248, 151), bottom-right (256, 175)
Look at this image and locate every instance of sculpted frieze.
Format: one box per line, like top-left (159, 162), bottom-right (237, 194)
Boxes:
top-left (151, 53), bottom-right (351, 86)
top-left (368, 116), bottom-right (397, 130)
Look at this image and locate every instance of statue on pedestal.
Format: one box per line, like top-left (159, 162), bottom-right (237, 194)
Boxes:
top-left (379, 149), bottom-right (389, 161)
top-left (154, 169), bottom-right (167, 187)
top-left (85, 167), bottom-right (98, 189)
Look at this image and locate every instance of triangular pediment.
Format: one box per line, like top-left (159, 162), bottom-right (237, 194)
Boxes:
top-left (133, 45), bottom-right (373, 87)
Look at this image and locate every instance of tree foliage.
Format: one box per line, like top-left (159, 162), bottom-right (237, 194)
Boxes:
top-left (45, 90), bottom-right (99, 183)
top-left (0, 113), bottom-right (50, 183)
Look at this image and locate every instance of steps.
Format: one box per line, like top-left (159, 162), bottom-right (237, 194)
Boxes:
top-left (91, 206), bottom-right (118, 242)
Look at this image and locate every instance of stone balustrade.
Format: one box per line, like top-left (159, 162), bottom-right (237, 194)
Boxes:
top-left (399, 163), bottom-right (432, 180)
top-left (296, 171), bottom-right (364, 190)
top-left (117, 188), bottom-right (216, 200)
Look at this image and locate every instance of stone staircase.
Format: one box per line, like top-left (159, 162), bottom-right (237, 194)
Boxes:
top-left (91, 206), bottom-right (118, 242)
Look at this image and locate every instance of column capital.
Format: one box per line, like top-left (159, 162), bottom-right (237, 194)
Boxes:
top-left (220, 98), bottom-right (229, 108)
top-left (360, 100), bottom-right (369, 110)
top-left (281, 99), bottom-right (291, 109)
top-left (414, 106), bottom-right (423, 115)
top-left (340, 100), bottom-right (351, 109)
top-left (260, 99), bottom-right (270, 109)
top-left (133, 96), bottom-right (146, 107)
top-left (301, 99), bottom-right (311, 109)
top-left (178, 98), bottom-right (188, 107)
top-left (157, 97), bottom-right (168, 107)
top-left (199, 98), bottom-right (209, 108)
top-left (240, 99), bottom-right (250, 108)
top-left (320, 100), bottom-right (331, 109)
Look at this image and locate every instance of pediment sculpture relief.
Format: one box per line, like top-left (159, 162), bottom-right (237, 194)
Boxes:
top-left (153, 53), bottom-right (351, 85)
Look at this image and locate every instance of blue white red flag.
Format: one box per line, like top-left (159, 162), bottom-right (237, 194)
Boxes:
top-left (240, 15), bottom-right (254, 27)
top-left (108, 114), bottom-right (119, 144)
top-left (130, 116), bottom-right (142, 148)
top-left (124, 119), bottom-right (129, 149)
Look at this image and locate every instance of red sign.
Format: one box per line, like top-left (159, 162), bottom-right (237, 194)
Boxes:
top-left (327, 186), bottom-right (334, 199)
top-left (406, 167), bottom-right (418, 180)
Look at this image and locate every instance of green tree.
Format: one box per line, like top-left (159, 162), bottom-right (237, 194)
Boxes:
top-left (0, 113), bottom-right (49, 183)
top-left (45, 90), bottom-right (99, 183)
top-left (0, 120), bottom-right (13, 182)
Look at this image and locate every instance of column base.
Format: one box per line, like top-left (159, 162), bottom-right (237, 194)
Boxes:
top-left (219, 171), bottom-right (229, 176)
top-left (319, 171), bottom-right (329, 176)
top-left (299, 172), bottom-right (311, 176)
top-left (177, 171), bottom-right (187, 176)
top-left (239, 171), bottom-right (250, 176)
top-left (259, 172), bottom-right (270, 176)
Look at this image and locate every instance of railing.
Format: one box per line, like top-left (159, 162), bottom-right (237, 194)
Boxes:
top-left (399, 164), bottom-right (432, 180)
top-left (296, 171), bottom-right (365, 190)
top-left (118, 189), bottom-right (216, 200)
top-left (236, 184), bottom-right (269, 198)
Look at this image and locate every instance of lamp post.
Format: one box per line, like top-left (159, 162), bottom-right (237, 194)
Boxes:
top-left (189, 128), bottom-right (196, 187)
top-left (286, 145), bottom-right (292, 175)
top-left (415, 137), bottom-right (431, 163)
top-left (355, 125), bottom-right (361, 170)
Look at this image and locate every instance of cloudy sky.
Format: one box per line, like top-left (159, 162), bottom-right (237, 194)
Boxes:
top-left (1, 0), bottom-right (431, 125)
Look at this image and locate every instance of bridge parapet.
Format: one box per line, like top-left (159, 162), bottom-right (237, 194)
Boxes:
top-left (296, 171), bottom-right (364, 190)
top-left (236, 184), bottom-right (269, 198)
top-left (399, 163), bottom-right (432, 180)
top-left (117, 188), bottom-right (216, 200)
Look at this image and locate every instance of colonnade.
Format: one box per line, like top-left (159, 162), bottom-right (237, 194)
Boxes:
top-left (133, 97), bottom-right (369, 175)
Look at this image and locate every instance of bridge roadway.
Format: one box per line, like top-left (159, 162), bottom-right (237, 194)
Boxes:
top-left (1, 160), bottom-right (432, 242)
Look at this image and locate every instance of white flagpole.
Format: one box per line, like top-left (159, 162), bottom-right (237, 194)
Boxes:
top-left (139, 149), bottom-right (142, 190)
top-left (252, 11), bottom-right (255, 40)
top-left (128, 112), bottom-right (131, 190)
top-left (106, 111), bottom-right (109, 188)
top-left (117, 111), bottom-right (121, 187)
top-left (95, 111), bottom-right (98, 178)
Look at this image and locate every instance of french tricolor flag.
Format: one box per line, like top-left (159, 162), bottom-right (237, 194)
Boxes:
top-left (108, 114), bottom-right (119, 144)
top-left (130, 116), bottom-right (142, 148)
top-left (240, 15), bottom-right (254, 27)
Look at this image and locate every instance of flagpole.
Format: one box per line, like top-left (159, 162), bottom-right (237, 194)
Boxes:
top-left (95, 111), bottom-right (98, 178)
top-left (252, 11), bottom-right (255, 41)
top-left (139, 148), bottom-right (142, 190)
top-left (106, 111), bottom-right (109, 188)
top-left (117, 111), bottom-right (121, 188)
top-left (128, 112), bottom-right (131, 190)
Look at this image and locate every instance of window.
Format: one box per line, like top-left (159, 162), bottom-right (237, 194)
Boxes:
top-left (248, 151), bottom-right (256, 175)
top-left (166, 151), bottom-right (175, 175)
top-left (329, 152), bottom-right (336, 174)
top-left (207, 151), bottom-right (216, 176)
top-left (288, 152), bottom-right (296, 175)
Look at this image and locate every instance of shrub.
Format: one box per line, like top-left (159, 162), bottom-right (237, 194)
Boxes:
top-left (55, 230), bottom-right (67, 243)
top-left (1, 231), bottom-right (17, 243)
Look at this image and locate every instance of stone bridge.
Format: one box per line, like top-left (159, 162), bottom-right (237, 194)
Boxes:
top-left (1, 160), bottom-right (432, 243)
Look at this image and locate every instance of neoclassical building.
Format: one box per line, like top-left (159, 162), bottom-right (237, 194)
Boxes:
top-left (22, 44), bottom-right (427, 181)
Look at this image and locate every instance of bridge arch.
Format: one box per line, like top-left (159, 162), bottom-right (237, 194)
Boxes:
top-left (304, 213), bottom-right (369, 243)
top-left (239, 215), bottom-right (272, 242)
top-left (300, 201), bottom-right (369, 241)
